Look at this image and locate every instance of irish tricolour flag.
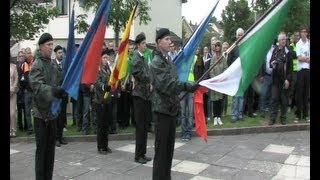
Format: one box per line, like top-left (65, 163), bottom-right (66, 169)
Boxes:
top-left (199, 0), bottom-right (293, 96)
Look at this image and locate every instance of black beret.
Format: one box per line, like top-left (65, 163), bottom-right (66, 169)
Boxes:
top-left (156, 28), bottom-right (170, 42)
top-left (101, 48), bottom-right (115, 56)
top-left (54, 45), bottom-right (63, 52)
top-left (135, 33), bottom-right (146, 44)
top-left (38, 33), bottom-right (53, 45)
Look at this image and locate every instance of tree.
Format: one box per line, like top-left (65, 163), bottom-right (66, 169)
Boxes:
top-left (283, 0), bottom-right (310, 34)
top-left (220, 0), bottom-right (254, 44)
top-left (252, 0), bottom-right (270, 21)
top-left (80, 0), bottom-right (151, 47)
top-left (251, 0), bottom-right (310, 35)
top-left (10, 0), bottom-right (60, 43)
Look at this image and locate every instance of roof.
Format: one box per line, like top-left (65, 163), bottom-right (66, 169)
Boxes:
top-left (170, 31), bottom-right (182, 46)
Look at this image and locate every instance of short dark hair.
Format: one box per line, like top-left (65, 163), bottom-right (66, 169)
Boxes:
top-left (54, 45), bottom-right (63, 53)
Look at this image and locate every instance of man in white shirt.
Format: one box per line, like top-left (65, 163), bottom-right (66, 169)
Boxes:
top-left (295, 26), bottom-right (310, 122)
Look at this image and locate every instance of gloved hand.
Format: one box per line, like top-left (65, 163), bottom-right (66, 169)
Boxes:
top-left (52, 87), bottom-right (67, 98)
top-left (104, 84), bottom-right (111, 92)
top-left (184, 82), bottom-right (199, 92)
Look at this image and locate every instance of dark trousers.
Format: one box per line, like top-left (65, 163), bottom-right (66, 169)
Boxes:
top-left (24, 91), bottom-right (33, 132)
top-left (212, 99), bottom-right (223, 118)
top-left (147, 100), bottom-right (153, 130)
top-left (130, 94), bottom-right (136, 126)
top-left (152, 112), bottom-right (176, 180)
top-left (118, 91), bottom-right (131, 128)
top-left (74, 92), bottom-right (83, 130)
top-left (56, 100), bottom-right (67, 141)
top-left (244, 85), bottom-right (255, 116)
top-left (110, 97), bottom-right (118, 133)
top-left (94, 103), bottom-right (110, 150)
top-left (17, 103), bottom-right (26, 130)
top-left (270, 84), bottom-right (288, 122)
top-left (133, 96), bottom-right (149, 159)
top-left (296, 69), bottom-right (310, 119)
top-left (34, 117), bottom-right (56, 180)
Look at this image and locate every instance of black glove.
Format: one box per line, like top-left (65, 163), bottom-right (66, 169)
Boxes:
top-left (104, 84), bottom-right (111, 92)
top-left (184, 82), bottom-right (199, 93)
top-left (52, 87), bottom-right (67, 98)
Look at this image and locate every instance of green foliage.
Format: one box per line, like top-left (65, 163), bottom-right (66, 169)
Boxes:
top-left (219, 0), bottom-right (309, 43)
top-left (220, 0), bottom-right (254, 43)
top-left (75, 14), bottom-right (90, 34)
top-left (252, 0), bottom-right (270, 21)
top-left (283, 0), bottom-right (310, 34)
top-left (10, 0), bottom-right (60, 42)
top-left (79, 0), bottom-right (151, 47)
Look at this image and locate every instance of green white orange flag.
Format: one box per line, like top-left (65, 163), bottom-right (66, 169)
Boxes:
top-left (199, 0), bottom-right (293, 96)
top-left (104, 4), bottom-right (138, 99)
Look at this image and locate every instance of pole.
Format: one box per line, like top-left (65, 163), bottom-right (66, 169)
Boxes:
top-left (180, 0), bottom-right (283, 101)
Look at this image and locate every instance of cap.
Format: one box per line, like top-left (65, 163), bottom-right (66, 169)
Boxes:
top-left (135, 33), bottom-right (146, 44)
top-left (156, 28), bottom-right (170, 42)
top-left (38, 33), bottom-right (53, 45)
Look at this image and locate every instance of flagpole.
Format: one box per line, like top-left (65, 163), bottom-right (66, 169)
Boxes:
top-left (195, 0), bottom-right (283, 85)
top-left (179, 0), bottom-right (283, 101)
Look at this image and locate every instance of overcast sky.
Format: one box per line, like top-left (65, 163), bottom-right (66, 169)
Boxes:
top-left (182, 0), bottom-right (229, 24)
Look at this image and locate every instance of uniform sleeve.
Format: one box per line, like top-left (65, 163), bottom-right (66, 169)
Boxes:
top-left (131, 53), bottom-right (150, 83)
top-left (150, 57), bottom-right (184, 96)
top-left (29, 60), bottom-right (55, 103)
top-left (94, 71), bottom-right (105, 92)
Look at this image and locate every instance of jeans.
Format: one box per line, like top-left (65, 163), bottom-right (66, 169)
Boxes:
top-left (179, 92), bottom-right (194, 139)
top-left (24, 91), bottom-right (33, 132)
top-left (206, 92), bottom-right (212, 120)
top-left (81, 94), bottom-right (91, 132)
top-left (232, 96), bottom-right (244, 120)
top-left (259, 75), bottom-right (272, 113)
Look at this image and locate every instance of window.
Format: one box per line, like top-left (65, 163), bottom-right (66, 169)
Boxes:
top-left (56, 0), bottom-right (68, 15)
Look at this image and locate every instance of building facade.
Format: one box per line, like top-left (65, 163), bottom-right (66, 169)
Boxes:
top-left (11, 0), bottom-right (186, 56)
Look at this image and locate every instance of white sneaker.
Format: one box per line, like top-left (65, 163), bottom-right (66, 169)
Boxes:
top-left (217, 117), bottom-right (223, 125)
top-left (213, 117), bottom-right (218, 126)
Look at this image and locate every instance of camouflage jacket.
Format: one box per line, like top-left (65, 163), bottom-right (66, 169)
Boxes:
top-left (149, 49), bottom-right (185, 116)
top-left (92, 65), bottom-right (112, 105)
top-left (29, 56), bottom-right (60, 120)
top-left (131, 50), bottom-right (151, 100)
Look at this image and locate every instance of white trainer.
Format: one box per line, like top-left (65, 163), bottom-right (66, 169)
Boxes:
top-left (217, 117), bottom-right (223, 125)
top-left (213, 117), bottom-right (218, 126)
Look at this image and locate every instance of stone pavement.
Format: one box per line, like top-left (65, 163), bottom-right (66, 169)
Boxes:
top-left (10, 130), bottom-right (310, 180)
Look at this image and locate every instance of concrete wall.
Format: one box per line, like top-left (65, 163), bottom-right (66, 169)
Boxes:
top-left (134, 0), bottom-right (183, 44)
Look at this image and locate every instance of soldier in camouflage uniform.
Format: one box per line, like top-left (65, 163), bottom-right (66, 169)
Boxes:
top-left (29, 33), bottom-right (67, 180)
top-left (92, 49), bottom-right (113, 155)
top-left (150, 28), bottom-right (198, 180)
top-left (132, 33), bottom-right (152, 164)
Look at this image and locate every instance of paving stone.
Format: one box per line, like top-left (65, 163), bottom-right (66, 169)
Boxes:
top-left (231, 169), bottom-right (274, 180)
top-left (226, 144), bottom-right (260, 160)
top-left (171, 160), bottom-right (210, 175)
top-left (254, 151), bottom-right (289, 163)
top-left (214, 155), bottom-right (250, 169)
top-left (296, 166), bottom-right (310, 179)
top-left (296, 156), bottom-right (310, 167)
top-left (10, 130), bottom-right (310, 180)
top-left (199, 164), bottom-right (240, 180)
top-left (277, 164), bottom-right (296, 178)
top-left (285, 155), bottom-right (301, 165)
top-left (244, 160), bottom-right (283, 175)
top-left (190, 175), bottom-right (220, 180)
top-left (10, 149), bottom-right (20, 155)
top-left (263, 144), bottom-right (295, 154)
